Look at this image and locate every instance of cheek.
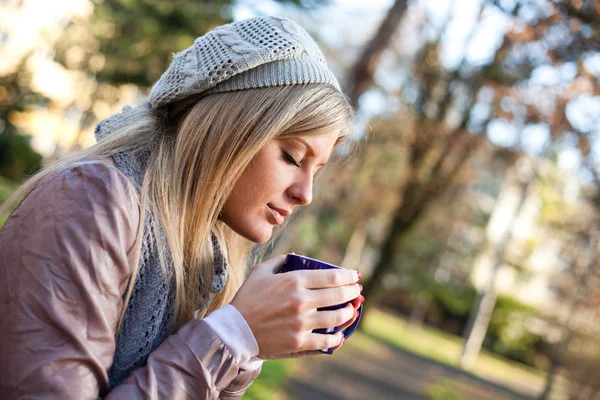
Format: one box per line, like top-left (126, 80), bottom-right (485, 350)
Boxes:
top-left (226, 145), bottom-right (291, 216)
top-left (239, 158), bottom-right (287, 202)
top-left (227, 165), bottom-right (271, 214)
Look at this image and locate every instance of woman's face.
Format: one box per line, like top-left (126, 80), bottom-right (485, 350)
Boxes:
top-left (220, 131), bottom-right (338, 243)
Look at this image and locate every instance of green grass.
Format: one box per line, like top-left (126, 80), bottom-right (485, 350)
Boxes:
top-left (242, 358), bottom-right (297, 400)
top-left (242, 308), bottom-right (559, 399)
top-left (361, 308), bottom-right (561, 398)
top-left (425, 379), bottom-right (465, 400)
top-left (240, 333), bottom-right (388, 400)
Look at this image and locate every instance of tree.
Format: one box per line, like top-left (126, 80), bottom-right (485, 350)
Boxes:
top-left (343, 0), bottom-right (408, 107)
top-left (460, 160), bottom-right (534, 369)
top-left (0, 58), bottom-right (45, 181)
top-left (50, 0), bottom-right (332, 149)
top-left (55, 0), bottom-right (326, 87)
top-left (535, 156), bottom-right (600, 398)
top-left (358, 0), bottom-right (600, 322)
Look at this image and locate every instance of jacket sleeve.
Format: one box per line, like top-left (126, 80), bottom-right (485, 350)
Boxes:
top-left (0, 160), bottom-right (261, 399)
top-left (220, 364), bottom-right (263, 400)
top-left (203, 304), bottom-right (264, 399)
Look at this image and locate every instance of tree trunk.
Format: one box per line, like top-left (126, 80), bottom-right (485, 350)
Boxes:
top-left (407, 292), bottom-right (430, 331)
top-left (359, 132), bottom-right (482, 328)
top-left (344, 0), bottom-right (408, 107)
top-left (459, 167), bottom-right (532, 369)
top-left (359, 180), bottom-right (428, 308)
top-left (407, 218), bottom-right (457, 330)
top-left (539, 231), bottom-right (599, 399)
top-left (340, 224), bottom-right (367, 271)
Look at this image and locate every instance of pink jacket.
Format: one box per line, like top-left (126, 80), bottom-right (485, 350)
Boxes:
top-left (0, 159), bottom-right (262, 399)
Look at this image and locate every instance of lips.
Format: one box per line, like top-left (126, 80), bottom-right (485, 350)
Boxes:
top-left (267, 204), bottom-right (290, 225)
top-left (269, 205), bottom-right (290, 217)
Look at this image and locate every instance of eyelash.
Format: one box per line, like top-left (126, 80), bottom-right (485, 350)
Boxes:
top-left (283, 151), bottom-right (301, 168)
top-left (283, 150), bottom-right (318, 183)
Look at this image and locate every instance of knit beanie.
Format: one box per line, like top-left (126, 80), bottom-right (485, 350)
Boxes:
top-left (149, 15), bottom-right (341, 117)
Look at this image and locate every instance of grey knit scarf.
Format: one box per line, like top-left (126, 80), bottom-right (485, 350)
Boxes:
top-left (94, 103), bottom-right (228, 387)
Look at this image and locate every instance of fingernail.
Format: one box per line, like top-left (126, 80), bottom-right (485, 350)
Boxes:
top-left (360, 296), bottom-right (365, 304)
top-left (359, 284), bottom-right (363, 292)
top-left (287, 252), bottom-right (295, 255)
top-left (357, 271), bottom-right (361, 280)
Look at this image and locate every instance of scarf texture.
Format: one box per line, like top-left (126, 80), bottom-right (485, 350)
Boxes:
top-left (94, 104), bottom-right (229, 387)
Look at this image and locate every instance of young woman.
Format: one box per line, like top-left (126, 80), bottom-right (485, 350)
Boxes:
top-left (0, 15), bottom-right (363, 399)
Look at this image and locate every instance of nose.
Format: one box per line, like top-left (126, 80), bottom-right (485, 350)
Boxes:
top-left (288, 173), bottom-right (313, 206)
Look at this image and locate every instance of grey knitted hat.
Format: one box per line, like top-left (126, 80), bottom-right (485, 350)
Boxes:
top-left (149, 15), bottom-right (341, 117)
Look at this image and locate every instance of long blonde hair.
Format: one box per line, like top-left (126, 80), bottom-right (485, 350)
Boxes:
top-left (0, 83), bottom-right (354, 332)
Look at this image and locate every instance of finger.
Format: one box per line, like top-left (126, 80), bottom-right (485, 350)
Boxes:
top-left (300, 331), bottom-right (345, 353)
top-left (253, 254), bottom-right (288, 275)
top-left (306, 302), bottom-right (356, 331)
top-left (288, 350), bottom-right (323, 358)
top-left (305, 284), bottom-right (361, 309)
top-left (294, 268), bottom-right (359, 289)
top-left (338, 308), bottom-right (360, 332)
top-left (330, 309), bottom-right (360, 353)
top-left (330, 336), bottom-right (345, 352)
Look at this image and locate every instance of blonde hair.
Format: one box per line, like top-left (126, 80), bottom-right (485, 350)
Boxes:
top-left (0, 84), bottom-right (354, 332)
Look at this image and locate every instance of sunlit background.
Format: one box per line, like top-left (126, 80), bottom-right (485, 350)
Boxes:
top-left (1, 0), bottom-right (599, 399)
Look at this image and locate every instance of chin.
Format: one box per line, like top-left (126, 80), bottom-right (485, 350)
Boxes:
top-left (221, 215), bottom-right (274, 243)
top-left (237, 225), bottom-right (273, 244)
top-left (250, 230), bottom-right (273, 244)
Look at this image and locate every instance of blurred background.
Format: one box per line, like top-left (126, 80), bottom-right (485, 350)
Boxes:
top-left (1, 0), bottom-right (599, 398)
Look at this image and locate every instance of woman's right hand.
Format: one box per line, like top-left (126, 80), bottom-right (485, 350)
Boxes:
top-left (230, 254), bottom-right (361, 360)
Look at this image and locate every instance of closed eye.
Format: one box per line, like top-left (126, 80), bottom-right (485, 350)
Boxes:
top-left (283, 150), bottom-right (319, 184)
top-left (283, 151), bottom-right (301, 168)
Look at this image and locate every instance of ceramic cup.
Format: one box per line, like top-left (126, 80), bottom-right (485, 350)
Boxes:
top-left (279, 254), bottom-right (363, 354)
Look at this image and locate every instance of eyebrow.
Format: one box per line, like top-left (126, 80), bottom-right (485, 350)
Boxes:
top-left (291, 137), bottom-right (328, 167)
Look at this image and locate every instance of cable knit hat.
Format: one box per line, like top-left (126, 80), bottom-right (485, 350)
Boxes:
top-left (149, 15), bottom-right (342, 117)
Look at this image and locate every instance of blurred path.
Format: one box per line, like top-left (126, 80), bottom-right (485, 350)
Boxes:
top-left (282, 333), bottom-right (534, 400)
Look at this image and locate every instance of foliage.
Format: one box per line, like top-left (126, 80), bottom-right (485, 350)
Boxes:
top-left (382, 282), bottom-right (544, 366)
top-left (562, 330), bottom-right (600, 398)
top-left (54, 0), bottom-right (331, 88)
top-left (47, 0), bottom-right (335, 150)
top-left (487, 296), bottom-right (542, 365)
top-left (363, 308), bottom-right (547, 393)
top-left (0, 61), bottom-right (45, 181)
top-left (0, 130), bottom-right (42, 181)
top-left (0, 176), bottom-right (17, 228)
top-left (0, 176), bottom-right (14, 203)
top-left (432, 283), bottom-right (477, 317)
top-left (331, 0), bottom-right (600, 316)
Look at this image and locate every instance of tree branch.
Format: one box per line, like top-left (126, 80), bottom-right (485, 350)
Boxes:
top-left (344, 0), bottom-right (408, 107)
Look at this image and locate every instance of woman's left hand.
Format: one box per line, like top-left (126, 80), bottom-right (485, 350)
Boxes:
top-left (328, 294), bottom-right (363, 353)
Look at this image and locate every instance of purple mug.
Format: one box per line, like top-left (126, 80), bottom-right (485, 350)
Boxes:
top-left (279, 254), bottom-right (363, 354)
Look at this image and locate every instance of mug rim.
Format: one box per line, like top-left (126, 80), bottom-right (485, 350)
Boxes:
top-left (285, 254), bottom-right (342, 270)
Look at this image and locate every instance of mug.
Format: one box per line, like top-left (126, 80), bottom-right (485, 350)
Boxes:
top-left (279, 254), bottom-right (363, 354)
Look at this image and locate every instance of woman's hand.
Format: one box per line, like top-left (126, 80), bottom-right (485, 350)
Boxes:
top-left (230, 254), bottom-right (361, 359)
top-left (328, 293), bottom-right (363, 353)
